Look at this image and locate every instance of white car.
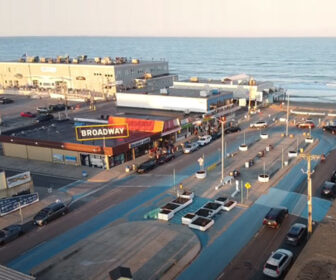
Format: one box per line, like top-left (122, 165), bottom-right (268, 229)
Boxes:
top-left (197, 135), bottom-right (212, 146)
top-left (222, 200), bottom-right (237, 211)
top-left (263, 249), bottom-right (293, 278)
top-left (250, 121), bottom-right (268, 128)
top-left (183, 142), bottom-right (199, 154)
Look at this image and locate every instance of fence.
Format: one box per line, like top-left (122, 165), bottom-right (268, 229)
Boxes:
top-left (0, 193), bottom-right (39, 216)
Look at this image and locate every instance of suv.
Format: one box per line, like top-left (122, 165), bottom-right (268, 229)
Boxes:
top-left (197, 135), bottom-right (212, 146)
top-left (321, 181), bottom-right (336, 199)
top-left (263, 207), bottom-right (288, 229)
top-left (286, 223), bottom-right (307, 246)
top-left (250, 121), bottom-right (267, 129)
top-left (263, 249), bottom-right (293, 278)
top-left (33, 202), bottom-right (68, 226)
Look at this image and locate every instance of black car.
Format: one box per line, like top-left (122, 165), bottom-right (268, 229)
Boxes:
top-left (136, 159), bottom-right (157, 174)
top-left (35, 114), bottom-right (54, 123)
top-left (33, 202), bottom-right (68, 226)
top-left (321, 181), bottom-right (336, 199)
top-left (286, 223), bottom-right (307, 246)
top-left (330, 171), bottom-right (336, 183)
top-left (0, 97), bottom-right (14, 104)
top-left (0, 224), bottom-right (23, 245)
top-left (224, 126), bottom-right (241, 134)
top-left (49, 104), bottom-right (66, 112)
top-left (158, 153), bottom-right (175, 164)
top-left (322, 125), bottom-right (336, 135)
top-left (263, 207), bottom-right (288, 229)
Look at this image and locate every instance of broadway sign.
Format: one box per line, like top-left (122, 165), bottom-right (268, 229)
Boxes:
top-left (75, 124), bottom-right (129, 141)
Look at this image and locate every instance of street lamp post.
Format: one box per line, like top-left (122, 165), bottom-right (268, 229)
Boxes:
top-left (286, 92), bottom-right (290, 137)
top-left (221, 120), bottom-right (224, 183)
top-left (299, 152), bottom-right (321, 236)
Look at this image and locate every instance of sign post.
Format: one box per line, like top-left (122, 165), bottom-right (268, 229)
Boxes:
top-left (245, 182), bottom-right (251, 201)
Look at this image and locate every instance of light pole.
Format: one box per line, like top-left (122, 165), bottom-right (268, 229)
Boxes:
top-left (286, 91), bottom-right (290, 137)
top-left (299, 152), bottom-right (321, 236)
top-left (221, 120), bottom-right (224, 183)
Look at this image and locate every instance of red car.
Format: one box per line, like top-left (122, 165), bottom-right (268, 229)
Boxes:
top-left (296, 121), bottom-right (315, 129)
top-left (20, 112), bottom-right (36, 118)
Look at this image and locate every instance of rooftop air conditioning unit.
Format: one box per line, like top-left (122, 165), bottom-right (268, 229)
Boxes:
top-left (200, 90), bottom-right (210, 97)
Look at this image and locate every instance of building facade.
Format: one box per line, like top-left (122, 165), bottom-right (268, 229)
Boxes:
top-left (0, 56), bottom-right (174, 98)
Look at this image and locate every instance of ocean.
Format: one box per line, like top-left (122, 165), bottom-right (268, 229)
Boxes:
top-left (0, 37), bottom-right (336, 103)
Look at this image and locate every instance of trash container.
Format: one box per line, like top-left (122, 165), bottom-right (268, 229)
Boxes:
top-left (245, 161), bottom-right (250, 168)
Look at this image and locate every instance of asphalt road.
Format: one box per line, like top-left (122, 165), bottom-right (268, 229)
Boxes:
top-left (218, 146), bottom-right (336, 280)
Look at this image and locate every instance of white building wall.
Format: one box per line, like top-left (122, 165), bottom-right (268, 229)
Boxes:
top-left (116, 93), bottom-right (208, 113)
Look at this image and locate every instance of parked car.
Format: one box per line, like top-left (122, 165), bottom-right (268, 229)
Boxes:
top-left (136, 159), bottom-right (157, 174)
top-left (197, 135), bottom-right (212, 146)
top-left (229, 169), bottom-right (240, 178)
top-left (33, 202), bottom-right (68, 226)
top-left (250, 121), bottom-right (267, 128)
top-left (286, 223), bottom-right (307, 246)
top-left (158, 153), bottom-right (175, 164)
top-left (20, 111), bottom-right (36, 118)
top-left (330, 170), bottom-right (336, 183)
top-left (296, 120), bottom-right (315, 129)
top-left (224, 126), bottom-right (241, 134)
top-left (0, 97), bottom-right (14, 104)
top-left (320, 181), bottom-right (336, 199)
top-left (49, 104), bottom-right (66, 112)
top-left (263, 249), bottom-right (293, 278)
top-left (36, 106), bottom-right (51, 113)
top-left (0, 224), bottom-right (23, 245)
top-left (183, 142), bottom-right (199, 154)
top-left (35, 114), bottom-right (54, 123)
top-left (323, 125), bottom-right (336, 135)
top-left (263, 207), bottom-right (288, 229)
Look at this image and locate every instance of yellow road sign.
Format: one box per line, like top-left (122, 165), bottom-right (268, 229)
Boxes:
top-left (245, 182), bottom-right (251, 189)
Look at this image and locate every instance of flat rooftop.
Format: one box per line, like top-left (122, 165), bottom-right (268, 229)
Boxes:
top-left (122, 87), bottom-right (233, 99)
top-left (0, 58), bottom-right (167, 68)
top-left (177, 78), bottom-right (269, 86)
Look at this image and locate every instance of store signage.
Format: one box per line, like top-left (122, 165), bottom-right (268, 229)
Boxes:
top-left (75, 124), bottom-right (129, 141)
top-left (129, 137), bottom-right (151, 149)
top-left (65, 155), bottom-right (77, 163)
top-left (53, 154), bottom-right (64, 162)
top-left (6, 171), bottom-right (31, 188)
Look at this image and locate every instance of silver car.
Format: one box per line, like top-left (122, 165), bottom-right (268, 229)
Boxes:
top-left (263, 248), bottom-right (293, 278)
top-left (183, 142), bottom-right (199, 154)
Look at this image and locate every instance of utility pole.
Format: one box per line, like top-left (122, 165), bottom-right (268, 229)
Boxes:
top-left (221, 120), bottom-right (225, 184)
top-left (286, 91), bottom-right (290, 137)
top-left (299, 152), bottom-right (321, 236)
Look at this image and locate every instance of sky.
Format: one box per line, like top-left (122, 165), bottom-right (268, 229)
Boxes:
top-left (0, 0), bottom-right (335, 37)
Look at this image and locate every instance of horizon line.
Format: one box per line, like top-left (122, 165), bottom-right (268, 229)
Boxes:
top-left (1, 35), bottom-right (336, 39)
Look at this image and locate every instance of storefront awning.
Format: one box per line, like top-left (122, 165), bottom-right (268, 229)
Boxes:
top-left (161, 127), bottom-right (181, 137)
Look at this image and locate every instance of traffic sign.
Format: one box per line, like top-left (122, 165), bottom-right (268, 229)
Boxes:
top-left (245, 182), bottom-right (251, 189)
